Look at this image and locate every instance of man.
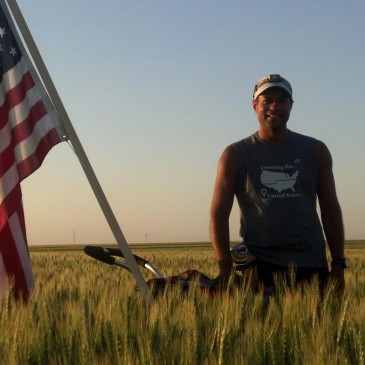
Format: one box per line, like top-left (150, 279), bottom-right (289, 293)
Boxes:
top-left (210, 74), bottom-right (346, 292)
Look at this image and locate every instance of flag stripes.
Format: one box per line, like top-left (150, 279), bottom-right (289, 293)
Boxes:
top-left (0, 2), bottom-right (66, 299)
top-left (1, 206), bottom-right (33, 299)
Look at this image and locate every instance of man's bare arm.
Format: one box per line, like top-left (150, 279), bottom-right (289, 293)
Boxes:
top-left (315, 140), bottom-right (345, 288)
top-left (210, 145), bottom-right (237, 279)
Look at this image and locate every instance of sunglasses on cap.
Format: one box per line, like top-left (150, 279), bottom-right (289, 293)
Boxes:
top-left (253, 74), bottom-right (293, 101)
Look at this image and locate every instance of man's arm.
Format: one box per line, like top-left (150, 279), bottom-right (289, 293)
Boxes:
top-left (315, 140), bottom-right (345, 288)
top-left (210, 145), bottom-right (237, 280)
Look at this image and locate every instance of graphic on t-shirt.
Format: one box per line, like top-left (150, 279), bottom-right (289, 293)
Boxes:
top-left (260, 170), bottom-right (299, 193)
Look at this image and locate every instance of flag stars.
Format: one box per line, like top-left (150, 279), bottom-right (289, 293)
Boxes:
top-left (0, 26), bottom-right (18, 57)
top-left (0, 44), bottom-right (19, 56)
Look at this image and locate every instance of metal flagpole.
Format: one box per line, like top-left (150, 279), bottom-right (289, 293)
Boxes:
top-left (3, 0), bottom-right (149, 297)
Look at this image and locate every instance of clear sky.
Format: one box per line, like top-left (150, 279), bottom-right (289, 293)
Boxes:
top-left (12, 0), bottom-right (365, 245)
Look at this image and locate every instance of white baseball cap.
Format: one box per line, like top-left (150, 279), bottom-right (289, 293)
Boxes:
top-left (253, 74), bottom-right (293, 101)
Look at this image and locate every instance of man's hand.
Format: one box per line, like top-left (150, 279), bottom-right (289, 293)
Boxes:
top-left (328, 265), bottom-right (345, 295)
top-left (213, 259), bottom-right (234, 287)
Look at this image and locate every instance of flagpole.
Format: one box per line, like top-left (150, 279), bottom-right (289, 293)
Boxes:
top-left (3, 0), bottom-right (149, 298)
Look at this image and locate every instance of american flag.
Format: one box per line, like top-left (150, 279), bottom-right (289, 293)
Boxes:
top-left (0, 3), bottom-right (66, 299)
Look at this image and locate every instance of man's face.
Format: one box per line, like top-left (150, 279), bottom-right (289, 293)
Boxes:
top-left (252, 88), bottom-right (293, 132)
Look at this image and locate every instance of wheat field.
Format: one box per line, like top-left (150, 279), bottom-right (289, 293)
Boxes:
top-left (0, 245), bottom-right (364, 365)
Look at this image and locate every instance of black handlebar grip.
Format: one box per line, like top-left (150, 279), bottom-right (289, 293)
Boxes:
top-left (102, 247), bottom-right (149, 267)
top-left (84, 246), bottom-right (115, 265)
top-left (84, 246), bottom-right (150, 268)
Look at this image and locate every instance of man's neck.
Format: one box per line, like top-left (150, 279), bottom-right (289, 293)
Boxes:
top-left (257, 128), bottom-right (289, 144)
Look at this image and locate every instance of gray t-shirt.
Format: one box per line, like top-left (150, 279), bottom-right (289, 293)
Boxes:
top-left (233, 130), bottom-right (327, 268)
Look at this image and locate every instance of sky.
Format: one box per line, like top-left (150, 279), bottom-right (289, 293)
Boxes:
top-left (8, 0), bottom-right (365, 245)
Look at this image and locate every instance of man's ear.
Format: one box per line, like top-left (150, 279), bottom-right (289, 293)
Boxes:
top-left (252, 99), bottom-right (258, 112)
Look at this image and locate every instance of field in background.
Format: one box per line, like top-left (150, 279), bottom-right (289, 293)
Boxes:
top-left (28, 239), bottom-right (365, 252)
top-left (0, 243), bottom-right (364, 364)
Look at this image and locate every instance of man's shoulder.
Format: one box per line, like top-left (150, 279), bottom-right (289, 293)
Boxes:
top-left (289, 130), bottom-right (327, 144)
top-left (232, 133), bottom-right (257, 150)
top-left (289, 130), bottom-right (314, 140)
top-left (288, 130), bottom-right (319, 147)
